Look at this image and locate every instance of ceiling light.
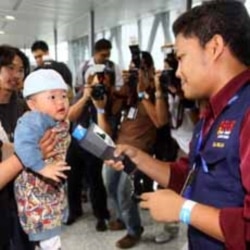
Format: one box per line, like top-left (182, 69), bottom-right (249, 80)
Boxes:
top-left (0, 31), bottom-right (5, 35)
top-left (5, 15), bottom-right (15, 20)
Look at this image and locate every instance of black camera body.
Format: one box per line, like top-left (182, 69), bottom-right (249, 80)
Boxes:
top-left (90, 65), bottom-right (107, 100)
top-left (128, 45), bottom-right (141, 88)
top-left (129, 44), bottom-right (141, 69)
top-left (160, 49), bottom-right (181, 93)
top-left (159, 69), bottom-right (181, 94)
top-left (91, 83), bottom-right (107, 100)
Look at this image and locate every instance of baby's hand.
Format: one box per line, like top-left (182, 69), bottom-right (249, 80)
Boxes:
top-left (39, 161), bottom-right (71, 182)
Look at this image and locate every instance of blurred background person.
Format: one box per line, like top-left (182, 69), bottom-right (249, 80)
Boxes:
top-left (103, 50), bottom-right (169, 249)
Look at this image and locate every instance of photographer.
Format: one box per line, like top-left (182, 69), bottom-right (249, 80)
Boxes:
top-left (75, 38), bottom-right (123, 92)
top-left (103, 50), bottom-right (169, 249)
top-left (66, 66), bottom-right (123, 230)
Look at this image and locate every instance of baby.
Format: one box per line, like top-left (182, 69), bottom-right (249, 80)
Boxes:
top-left (14, 69), bottom-right (71, 250)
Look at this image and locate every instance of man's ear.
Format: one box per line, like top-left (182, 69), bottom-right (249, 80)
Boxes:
top-left (206, 34), bottom-right (225, 61)
top-left (26, 98), bottom-right (36, 111)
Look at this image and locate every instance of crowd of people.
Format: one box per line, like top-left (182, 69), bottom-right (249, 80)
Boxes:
top-left (0, 1), bottom-right (250, 250)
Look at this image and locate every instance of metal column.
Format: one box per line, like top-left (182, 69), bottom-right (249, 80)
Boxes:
top-left (54, 27), bottom-right (58, 60)
top-left (89, 9), bottom-right (95, 57)
top-left (186, 0), bottom-right (192, 10)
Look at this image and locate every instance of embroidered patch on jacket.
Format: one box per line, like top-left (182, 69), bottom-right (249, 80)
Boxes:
top-left (216, 120), bottom-right (236, 139)
top-left (212, 142), bottom-right (225, 148)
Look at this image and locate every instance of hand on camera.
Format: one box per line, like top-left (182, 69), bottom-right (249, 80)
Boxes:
top-left (122, 70), bottom-right (130, 84)
top-left (82, 74), bottom-right (97, 101)
top-left (137, 69), bottom-right (147, 93)
top-left (154, 70), bottom-right (163, 92)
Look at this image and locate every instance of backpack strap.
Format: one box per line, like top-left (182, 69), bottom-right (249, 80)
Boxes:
top-left (76, 60), bottom-right (90, 87)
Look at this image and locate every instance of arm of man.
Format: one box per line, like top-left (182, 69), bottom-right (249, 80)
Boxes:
top-left (140, 189), bottom-right (224, 242)
top-left (152, 71), bottom-right (169, 126)
top-left (67, 89), bottom-right (90, 122)
top-left (139, 71), bottom-right (169, 128)
top-left (105, 145), bottom-right (170, 186)
top-left (0, 127), bottom-right (66, 189)
top-left (68, 75), bottom-right (95, 122)
top-left (141, 98), bottom-right (168, 128)
top-left (0, 155), bottom-right (22, 190)
top-left (92, 95), bottom-right (113, 136)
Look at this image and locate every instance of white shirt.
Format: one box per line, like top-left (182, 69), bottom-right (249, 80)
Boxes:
top-left (76, 57), bottom-right (123, 90)
top-left (168, 94), bottom-right (195, 154)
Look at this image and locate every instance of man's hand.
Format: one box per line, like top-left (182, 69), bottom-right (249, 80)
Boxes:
top-left (39, 129), bottom-right (58, 159)
top-left (140, 189), bottom-right (185, 223)
top-left (104, 144), bottom-right (140, 171)
top-left (39, 161), bottom-right (71, 182)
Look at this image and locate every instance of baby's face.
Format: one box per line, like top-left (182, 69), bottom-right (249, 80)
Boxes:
top-left (28, 89), bottom-right (69, 121)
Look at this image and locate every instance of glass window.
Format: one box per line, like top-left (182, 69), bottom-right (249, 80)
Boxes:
top-left (121, 22), bottom-right (138, 69)
top-left (141, 16), bottom-right (154, 50)
top-left (151, 22), bottom-right (165, 70)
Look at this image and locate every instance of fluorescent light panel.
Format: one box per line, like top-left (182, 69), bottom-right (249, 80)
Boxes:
top-left (5, 15), bottom-right (15, 20)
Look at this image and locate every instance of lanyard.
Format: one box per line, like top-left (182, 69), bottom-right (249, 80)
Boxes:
top-left (181, 93), bottom-right (240, 198)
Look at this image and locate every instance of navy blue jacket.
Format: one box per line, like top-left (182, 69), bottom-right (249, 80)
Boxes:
top-left (187, 83), bottom-right (250, 249)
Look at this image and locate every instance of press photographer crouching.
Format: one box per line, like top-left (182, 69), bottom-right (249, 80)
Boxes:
top-left (66, 65), bottom-right (122, 230)
top-left (103, 50), bottom-right (169, 248)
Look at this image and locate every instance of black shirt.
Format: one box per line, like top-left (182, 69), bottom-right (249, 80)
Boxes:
top-left (0, 93), bottom-right (26, 248)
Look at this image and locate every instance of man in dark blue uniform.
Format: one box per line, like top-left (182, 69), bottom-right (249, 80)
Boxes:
top-left (106, 1), bottom-right (250, 249)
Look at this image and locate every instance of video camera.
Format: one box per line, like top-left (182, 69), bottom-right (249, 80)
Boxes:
top-left (159, 49), bottom-right (181, 93)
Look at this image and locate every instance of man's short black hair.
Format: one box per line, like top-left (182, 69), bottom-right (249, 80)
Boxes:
top-left (0, 45), bottom-right (30, 77)
top-left (173, 0), bottom-right (250, 66)
top-left (31, 40), bottom-right (49, 52)
top-left (94, 39), bottom-right (112, 52)
top-left (0, 45), bottom-right (16, 69)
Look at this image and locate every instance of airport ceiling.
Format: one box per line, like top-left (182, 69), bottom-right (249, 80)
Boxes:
top-left (0, 0), bottom-right (246, 49)
top-left (0, 0), bottom-right (191, 49)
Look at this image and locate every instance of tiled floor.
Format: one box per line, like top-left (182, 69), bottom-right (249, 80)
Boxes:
top-left (61, 203), bottom-right (188, 250)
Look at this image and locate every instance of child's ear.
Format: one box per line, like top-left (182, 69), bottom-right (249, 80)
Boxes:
top-left (26, 99), bottom-right (36, 111)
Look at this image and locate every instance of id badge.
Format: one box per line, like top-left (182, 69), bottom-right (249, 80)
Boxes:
top-left (127, 107), bottom-right (138, 120)
top-left (180, 165), bottom-right (196, 199)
